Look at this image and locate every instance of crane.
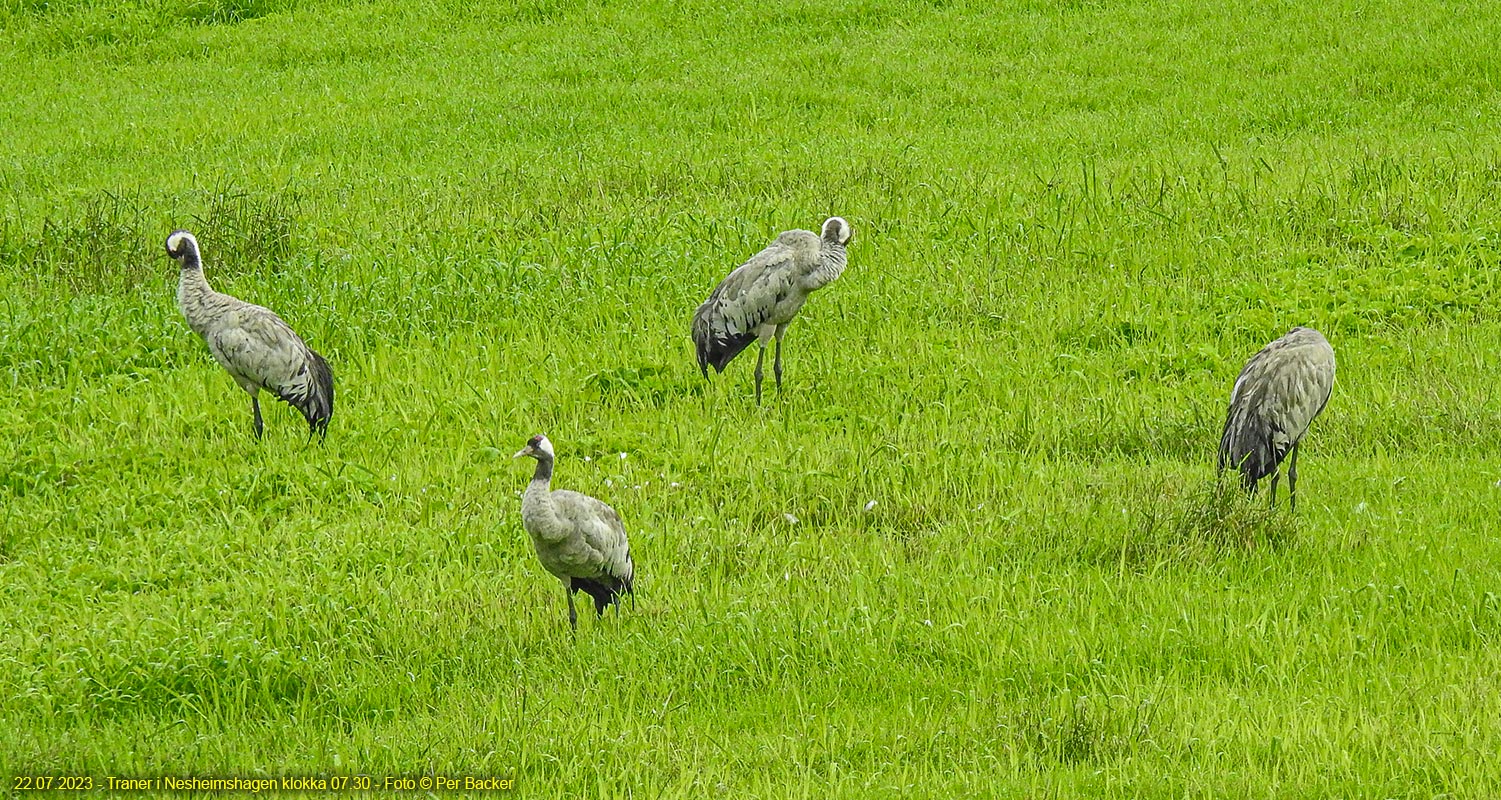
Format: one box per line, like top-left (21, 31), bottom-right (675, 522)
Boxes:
top-left (691, 216), bottom-right (853, 403)
top-left (165, 230), bottom-right (333, 440)
top-left (514, 434), bottom-right (635, 631)
top-left (1218, 326), bottom-right (1336, 510)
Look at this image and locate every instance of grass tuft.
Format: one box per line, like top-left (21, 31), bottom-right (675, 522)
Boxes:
top-left (1104, 478), bottom-right (1299, 570)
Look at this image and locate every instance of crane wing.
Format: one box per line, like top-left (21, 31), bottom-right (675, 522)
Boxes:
top-left (1263, 345), bottom-right (1335, 445)
top-left (1218, 330), bottom-right (1335, 482)
top-left (208, 305), bottom-right (333, 435)
top-left (548, 490), bottom-right (635, 584)
top-left (1218, 352), bottom-right (1280, 478)
top-left (692, 240), bottom-right (804, 374)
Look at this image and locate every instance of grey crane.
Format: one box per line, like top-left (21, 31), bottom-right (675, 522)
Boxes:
top-left (514, 434), bottom-right (635, 631)
top-left (1217, 326), bottom-right (1336, 510)
top-left (691, 216), bottom-right (853, 403)
top-left (165, 230), bottom-right (334, 440)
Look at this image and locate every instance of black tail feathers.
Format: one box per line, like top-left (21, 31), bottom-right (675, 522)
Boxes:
top-left (571, 575), bottom-right (634, 617)
top-left (692, 303), bottom-right (757, 378)
top-left (696, 330), bottom-right (757, 377)
top-left (1218, 425), bottom-right (1290, 492)
top-left (293, 349), bottom-right (335, 441)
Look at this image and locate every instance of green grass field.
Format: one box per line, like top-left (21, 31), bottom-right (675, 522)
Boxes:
top-left (3, 0), bottom-right (1501, 795)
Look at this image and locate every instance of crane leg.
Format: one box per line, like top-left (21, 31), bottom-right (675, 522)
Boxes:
top-left (306, 413), bottom-right (327, 444)
top-left (753, 341), bottom-right (767, 405)
top-left (566, 590), bottom-right (579, 633)
top-left (1263, 433), bottom-right (1277, 506)
top-left (1288, 442), bottom-right (1300, 512)
top-left (773, 334), bottom-right (784, 393)
top-left (251, 394), bottom-right (264, 439)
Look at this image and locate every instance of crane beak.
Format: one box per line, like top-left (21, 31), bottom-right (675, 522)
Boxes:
top-left (513, 445), bottom-right (534, 458)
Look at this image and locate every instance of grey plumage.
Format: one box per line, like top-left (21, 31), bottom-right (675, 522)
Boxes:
top-left (165, 230), bottom-right (334, 440)
top-left (1217, 326), bottom-right (1336, 509)
top-left (514, 434), bottom-right (635, 632)
top-left (691, 216), bottom-right (853, 403)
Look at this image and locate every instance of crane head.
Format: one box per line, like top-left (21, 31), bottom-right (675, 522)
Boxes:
top-left (513, 434), bottom-right (555, 460)
top-left (164, 230), bottom-right (200, 262)
top-left (822, 217), bottom-right (853, 246)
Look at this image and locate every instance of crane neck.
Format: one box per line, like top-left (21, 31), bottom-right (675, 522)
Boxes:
top-left (809, 244), bottom-right (847, 289)
top-left (528, 455), bottom-right (554, 491)
top-left (177, 260), bottom-right (215, 315)
top-left (178, 246), bottom-right (203, 272)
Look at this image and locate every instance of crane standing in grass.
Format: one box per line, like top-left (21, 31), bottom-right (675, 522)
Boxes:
top-left (691, 216), bottom-right (853, 404)
top-left (1218, 326), bottom-right (1336, 510)
top-left (514, 434), bottom-right (635, 632)
top-left (165, 230), bottom-right (334, 440)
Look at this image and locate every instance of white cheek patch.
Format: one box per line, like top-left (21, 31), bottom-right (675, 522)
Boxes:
top-left (825, 217), bottom-right (852, 244)
top-left (167, 231), bottom-right (198, 254)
